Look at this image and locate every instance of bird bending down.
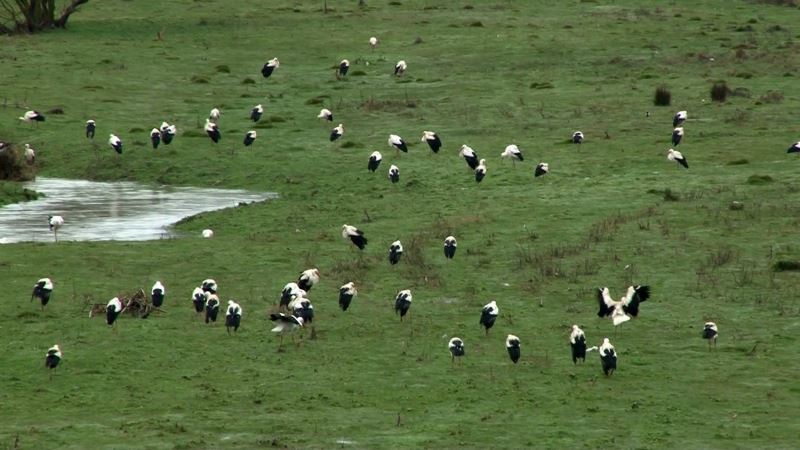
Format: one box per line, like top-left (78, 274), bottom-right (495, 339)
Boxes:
top-left (448, 337), bottom-right (465, 365)
top-left (506, 335), bottom-right (521, 364)
top-left (459, 145), bottom-right (479, 170)
top-left (106, 297), bottom-right (124, 327)
top-left (297, 268), bottom-right (320, 292)
top-left (534, 162), bottom-right (549, 177)
top-left (388, 165), bottom-right (400, 184)
top-left (226, 300), bottom-right (242, 334)
top-left (48, 215), bottom-right (64, 242)
top-left (151, 281), bottom-right (165, 308)
top-left (243, 130), bottom-right (257, 147)
top-left (108, 134), bottom-right (122, 154)
top-left (388, 240), bottom-right (403, 265)
top-left (318, 108), bottom-right (333, 122)
top-left (31, 278), bottom-right (54, 310)
top-left (667, 148), bottom-right (688, 168)
top-left (368, 151), bottom-right (382, 172)
top-left (250, 104), bottom-right (264, 122)
top-left (479, 300), bottom-right (499, 335)
top-left (569, 325), bottom-right (587, 364)
top-left (501, 144), bottom-right (523, 164)
top-left (388, 134), bottom-right (408, 154)
top-left (342, 224), bottom-right (368, 250)
top-left (19, 110), bottom-right (45, 125)
top-left (270, 313), bottom-right (303, 350)
top-left (394, 60), bottom-right (407, 76)
top-left (475, 159), bottom-right (487, 183)
top-left (202, 229), bottom-right (214, 238)
top-left (572, 131), bottom-right (584, 144)
top-left (339, 282), bottom-right (357, 311)
top-left (787, 142), bottom-right (800, 154)
top-left (204, 119), bottom-right (221, 143)
top-left (443, 236), bottom-right (457, 259)
top-left (330, 123), bottom-right (344, 142)
top-left (702, 322), bottom-right (718, 349)
top-left (596, 285), bottom-right (651, 328)
top-left (201, 279), bottom-right (218, 294)
top-left (261, 57), bottom-right (280, 78)
top-left (673, 110), bottom-right (687, 127)
top-left (421, 131), bottom-right (442, 153)
top-left (45, 344), bottom-right (62, 379)
top-left (394, 289), bottom-right (412, 321)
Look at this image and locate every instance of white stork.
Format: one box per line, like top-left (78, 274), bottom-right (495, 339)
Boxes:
top-left (24, 144), bottom-right (35, 165)
top-left (192, 287), bottom-right (205, 314)
top-left (421, 130), bottom-right (442, 154)
top-left (270, 313), bottom-right (303, 350)
top-left (672, 127), bottom-right (684, 146)
top-left (280, 282), bottom-right (307, 310)
top-left (443, 236), bottom-right (457, 259)
top-left (572, 131), bottom-right (584, 144)
top-left (209, 108), bottom-right (220, 123)
top-left (388, 134), bottom-right (408, 154)
top-left (506, 335), bottom-right (521, 364)
top-left (395, 289), bottom-right (412, 321)
top-left (501, 144), bottom-right (524, 164)
top-left (330, 123), bottom-right (344, 142)
top-left (204, 119), bottom-right (221, 143)
top-left (667, 148), bottom-right (688, 168)
top-left (389, 240), bottom-right (403, 265)
top-left (44, 344), bottom-right (62, 379)
top-left (298, 268), bottom-right (320, 292)
top-left (243, 130), bottom-right (257, 147)
top-left (479, 300), bottom-right (499, 335)
top-left (150, 128), bottom-right (161, 149)
top-left (787, 142), bottom-right (800, 154)
top-left (226, 300), bottom-right (242, 335)
top-left (19, 110), bottom-right (45, 125)
top-left (106, 297), bottom-right (124, 326)
top-left (369, 36), bottom-right (378, 49)
top-left (394, 60), bottom-right (407, 76)
top-left (388, 164), bottom-right (400, 184)
top-left (459, 145), bottom-right (479, 170)
top-left (338, 59), bottom-right (350, 77)
top-left (569, 325), bottom-right (587, 364)
top-left (588, 338), bottom-right (617, 376)
top-left (151, 281), bottom-right (165, 308)
top-left (673, 110), bottom-right (687, 127)
top-left (250, 104), bottom-right (264, 122)
top-left (48, 215), bottom-right (64, 242)
top-left (534, 162), bottom-right (549, 177)
top-left (596, 285), bottom-right (651, 327)
top-left (318, 108), bottom-right (333, 122)
top-left (261, 57), bottom-right (280, 78)
top-left (31, 278), bottom-right (54, 310)
top-left (202, 229), bottom-right (214, 238)
top-left (160, 122), bottom-right (176, 144)
top-left (339, 282), bottom-right (357, 311)
top-left (702, 322), bottom-right (718, 349)
top-left (86, 120), bottom-right (96, 139)
top-left (108, 134), bottom-right (122, 154)
top-left (448, 337), bottom-right (465, 365)
top-left (475, 159), bottom-right (487, 183)
top-left (368, 151), bottom-right (382, 172)
top-left (205, 293), bottom-right (220, 324)
top-left (342, 224), bottom-right (367, 250)
top-left (201, 279), bottom-right (218, 294)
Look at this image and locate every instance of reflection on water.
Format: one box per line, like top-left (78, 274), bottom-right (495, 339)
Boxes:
top-left (0, 178), bottom-right (277, 244)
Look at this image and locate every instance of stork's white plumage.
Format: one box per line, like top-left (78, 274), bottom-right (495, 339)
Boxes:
top-left (443, 236), bottom-right (457, 259)
top-left (318, 108), bottom-right (333, 122)
top-left (330, 123), bottom-right (344, 142)
top-left (569, 325), bottom-right (587, 364)
top-left (368, 151), bottom-right (382, 172)
top-left (506, 335), bottom-right (521, 364)
top-left (202, 229), bottom-right (214, 238)
top-left (48, 215), bottom-right (64, 242)
top-left (250, 104), bottom-right (264, 122)
top-left (19, 110), bottom-right (45, 124)
top-left (394, 60), bottom-right (407, 76)
top-left (24, 144), bottom-right (35, 165)
top-left (389, 240), bottom-right (403, 265)
top-left (150, 128), bottom-right (161, 149)
top-left (388, 134), bottom-right (408, 153)
top-left (108, 134), bottom-right (122, 154)
top-left (702, 322), bottom-right (718, 349)
top-left (86, 119), bottom-right (96, 139)
top-left (209, 108), bottom-right (220, 123)
top-left (339, 282), bottom-right (357, 311)
top-left (667, 148), bottom-right (688, 168)
top-left (448, 337), bottom-right (465, 365)
top-left (787, 142), bottom-right (800, 154)
top-left (261, 57), bottom-right (280, 78)
top-left (226, 300), bottom-right (242, 334)
top-left (338, 59), bottom-right (350, 77)
top-left (534, 162), bottom-right (549, 177)
top-left (479, 300), bottom-right (499, 335)
top-left (572, 131), bottom-right (584, 144)
top-left (204, 119), bottom-right (221, 143)
top-left (459, 145), bottom-right (479, 170)
top-left (598, 338), bottom-right (617, 376)
top-left (298, 268), bottom-right (320, 292)
top-left (280, 282), bottom-right (307, 310)
top-left (151, 281), bottom-right (165, 308)
top-left (160, 122), bottom-right (176, 145)
top-left (394, 289), bottom-right (412, 321)
top-left (369, 36), bottom-right (378, 48)
top-left (673, 110), bottom-right (687, 127)
top-left (192, 287), bottom-right (206, 314)
top-left (201, 278), bottom-right (218, 294)
top-left (501, 144), bottom-right (523, 163)
top-left (421, 131), bottom-right (442, 153)
top-left (672, 127), bottom-right (684, 146)
top-left (243, 130), bottom-right (257, 147)
top-left (388, 164), bottom-right (400, 184)
top-left (342, 224), bottom-right (367, 250)
top-left (475, 159), bottom-right (487, 183)
top-left (596, 285), bottom-right (651, 326)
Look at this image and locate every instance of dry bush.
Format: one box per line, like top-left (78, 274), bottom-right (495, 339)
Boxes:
top-left (0, 143), bottom-right (36, 181)
top-left (653, 85), bottom-right (671, 106)
top-left (711, 81), bottom-right (730, 102)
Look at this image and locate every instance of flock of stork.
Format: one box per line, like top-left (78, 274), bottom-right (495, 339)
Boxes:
top-left (11, 35), bottom-right (751, 379)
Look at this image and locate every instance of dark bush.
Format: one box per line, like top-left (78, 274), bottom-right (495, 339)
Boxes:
top-left (0, 144), bottom-right (36, 181)
top-left (711, 81), bottom-right (730, 102)
top-left (773, 260), bottom-right (800, 272)
top-left (654, 85), bottom-right (671, 106)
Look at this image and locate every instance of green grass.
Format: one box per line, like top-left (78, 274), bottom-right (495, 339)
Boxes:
top-left (2, 1), bottom-right (800, 448)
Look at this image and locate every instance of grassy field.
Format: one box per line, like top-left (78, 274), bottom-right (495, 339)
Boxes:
top-left (2, 0), bottom-right (800, 448)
